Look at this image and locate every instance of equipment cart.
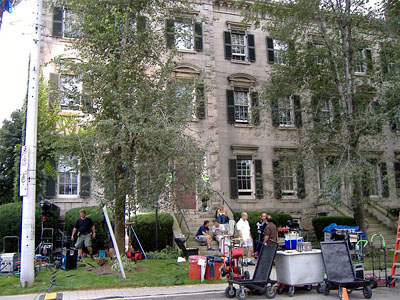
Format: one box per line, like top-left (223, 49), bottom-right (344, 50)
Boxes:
top-left (275, 249), bottom-right (324, 297)
top-left (225, 243), bottom-right (278, 300)
top-left (320, 241), bottom-right (372, 299)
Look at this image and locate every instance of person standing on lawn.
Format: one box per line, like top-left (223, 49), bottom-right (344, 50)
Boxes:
top-left (264, 215), bottom-right (277, 245)
top-left (236, 212), bottom-right (255, 265)
top-left (71, 209), bottom-right (96, 260)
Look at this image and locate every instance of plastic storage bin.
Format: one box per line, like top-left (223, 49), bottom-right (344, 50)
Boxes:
top-left (205, 256), bottom-right (224, 280)
top-left (189, 255), bottom-right (206, 280)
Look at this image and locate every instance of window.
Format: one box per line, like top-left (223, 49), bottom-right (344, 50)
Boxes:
top-left (267, 38), bottom-right (288, 64)
top-left (57, 156), bottom-right (79, 196)
top-left (229, 155), bottom-right (263, 199)
top-left (362, 160), bottom-right (389, 198)
top-left (272, 95), bottom-right (302, 128)
top-left (173, 78), bottom-right (206, 119)
top-left (355, 49), bottom-right (372, 74)
top-left (224, 30), bottom-right (256, 62)
top-left (272, 157), bottom-right (305, 199)
top-left (227, 88), bottom-right (259, 124)
top-left (166, 19), bottom-right (203, 51)
top-left (60, 74), bottom-right (82, 111)
top-left (53, 6), bottom-right (76, 38)
top-left (381, 50), bottom-right (399, 76)
top-left (390, 110), bottom-right (400, 133)
top-left (237, 158), bottom-right (253, 196)
top-left (321, 99), bottom-right (334, 124)
top-left (318, 157), bottom-right (340, 202)
top-left (278, 96), bottom-right (295, 127)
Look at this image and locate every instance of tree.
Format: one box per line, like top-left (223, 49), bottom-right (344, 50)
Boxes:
top-left (59, 0), bottom-right (206, 253)
top-left (238, 0), bottom-right (400, 229)
top-left (0, 109), bottom-right (23, 204)
top-left (0, 77), bottom-right (60, 205)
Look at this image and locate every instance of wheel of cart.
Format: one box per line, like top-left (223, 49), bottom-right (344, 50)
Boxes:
top-left (224, 243), bottom-right (278, 300)
top-left (320, 241), bottom-right (373, 299)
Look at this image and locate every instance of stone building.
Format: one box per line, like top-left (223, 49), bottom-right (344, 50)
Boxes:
top-left (39, 0), bottom-right (400, 233)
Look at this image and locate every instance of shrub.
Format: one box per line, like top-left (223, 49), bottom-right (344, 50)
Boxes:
top-left (0, 202), bottom-right (59, 252)
top-left (234, 211), bottom-right (293, 241)
top-left (312, 216), bottom-right (355, 241)
top-left (129, 213), bottom-right (174, 252)
top-left (111, 256), bottom-right (137, 272)
top-left (64, 206), bottom-right (111, 253)
top-left (146, 245), bottom-right (179, 259)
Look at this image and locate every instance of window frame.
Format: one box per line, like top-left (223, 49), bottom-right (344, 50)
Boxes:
top-left (236, 157), bottom-right (254, 197)
top-left (59, 73), bottom-right (82, 111)
top-left (267, 37), bottom-right (288, 64)
top-left (281, 159), bottom-right (297, 197)
top-left (56, 155), bottom-right (80, 198)
top-left (278, 95), bottom-right (295, 127)
top-left (355, 48), bottom-right (371, 74)
top-left (230, 29), bottom-right (248, 61)
top-left (233, 87), bottom-right (251, 123)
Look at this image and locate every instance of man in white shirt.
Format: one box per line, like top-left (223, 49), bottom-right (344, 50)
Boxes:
top-left (211, 219), bottom-right (226, 250)
top-left (236, 212), bottom-right (255, 265)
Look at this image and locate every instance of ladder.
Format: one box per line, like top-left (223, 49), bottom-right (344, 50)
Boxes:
top-left (391, 213), bottom-right (400, 288)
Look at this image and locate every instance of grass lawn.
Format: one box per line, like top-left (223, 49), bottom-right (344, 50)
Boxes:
top-left (0, 258), bottom-right (224, 296)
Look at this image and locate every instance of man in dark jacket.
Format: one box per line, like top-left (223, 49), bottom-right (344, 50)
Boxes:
top-left (71, 209), bottom-right (96, 260)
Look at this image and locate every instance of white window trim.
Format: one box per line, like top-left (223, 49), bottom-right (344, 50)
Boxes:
top-left (233, 88), bottom-right (251, 123)
top-left (281, 161), bottom-right (297, 197)
top-left (278, 96), bottom-right (295, 127)
top-left (174, 20), bottom-right (195, 51)
top-left (59, 73), bottom-right (82, 111)
top-left (230, 30), bottom-right (248, 61)
top-left (237, 158), bottom-right (256, 199)
top-left (56, 156), bottom-right (80, 199)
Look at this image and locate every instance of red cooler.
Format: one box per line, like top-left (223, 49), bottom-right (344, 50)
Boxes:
top-left (205, 256), bottom-right (224, 280)
top-left (189, 255), bottom-right (206, 280)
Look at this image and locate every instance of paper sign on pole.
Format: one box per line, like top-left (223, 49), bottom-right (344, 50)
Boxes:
top-left (19, 145), bottom-right (28, 196)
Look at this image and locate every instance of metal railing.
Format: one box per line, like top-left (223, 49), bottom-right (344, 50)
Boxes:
top-left (213, 190), bottom-right (240, 221)
top-left (176, 207), bottom-right (190, 242)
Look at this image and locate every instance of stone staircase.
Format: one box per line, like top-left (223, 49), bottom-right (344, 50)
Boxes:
top-left (179, 211), bottom-right (221, 257)
top-left (365, 214), bottom-right (397, 249)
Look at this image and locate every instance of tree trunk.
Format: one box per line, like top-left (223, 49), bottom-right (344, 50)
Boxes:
top-left (351, 178), bottom-right (366, 231)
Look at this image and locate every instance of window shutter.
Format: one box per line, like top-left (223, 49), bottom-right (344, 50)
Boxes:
top-left (311, 96), bottom-right (320, 124)
top-left (48, 73), bottom-right (59, 111)
top-left (266, 37), bottom-right (275, 63)
top-left (272, 159), bottom-right (282, 199)
top-left (296, 163), bottom-right (306, 199)
top-left (45, 158), bottom-right (57, 198)
top-left (251, 92), bottom-right (259, 125)
top-left (224, 31), bottom-right (232, 60)
top-left (229, 159), bottom-right (238, 199)
top-left (53, 7), bottom-right (63, 37)
top-left (394, 162), bottom-right (400, 196)
top-left (137, 16), bottom-right (147, 32)
top-left (271, 98), bottom-right (279, 127)
top-left (194, 23), bottom-right (203, 51)
top-left (255, 159), bottom-right (263, 199)
top-left (366, 49), bottom-right (373, 74)
top-left (196, 85), bottom-right (206, 119)
top-left (80, 162), bottom-right (91, 198)
top-left (293, 95), bottom-right (302, 128)
top-left (380, 162), bottom-right (389, 198)
top-left (166, 19), bottom-right (175, 49)
top-left (227, 89), bottom-right (235, 124)
top-left (247, 34), bottom-right (256, 62)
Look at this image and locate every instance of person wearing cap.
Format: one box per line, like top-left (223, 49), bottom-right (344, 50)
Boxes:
top-left (71, 209), bottom-right (96, 260)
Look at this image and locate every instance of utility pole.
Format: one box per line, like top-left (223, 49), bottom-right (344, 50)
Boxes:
top-left (20, 0), bottom-right (42, 287)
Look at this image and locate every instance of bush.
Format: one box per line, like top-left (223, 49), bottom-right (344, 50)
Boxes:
top-left (312, 216), bottom-right (355, 241)
top-left (64, 206), bottom-right (111, 253)
top-left (234, 211), bottom-right (293, 241)
top-left (0, 202), bottom-right (59, 252)
top-left (146, 245), bottom-right (179, 259)
top-left (129, 213), bottom-right (174, 252)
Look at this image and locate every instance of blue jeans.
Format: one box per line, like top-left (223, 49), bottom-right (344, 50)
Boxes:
top-left (218, 214), bottom-right (227, 224)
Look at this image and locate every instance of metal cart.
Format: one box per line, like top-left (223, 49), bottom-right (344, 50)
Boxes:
top-left (225, 243), bottom-right (278, 300)
top-left (275, 249), bottom-right (324, 297)
top-left (320, 241), bottom-right (372, 299)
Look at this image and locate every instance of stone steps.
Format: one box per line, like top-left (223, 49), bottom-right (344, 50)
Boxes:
top-left (365, 216), bottom-right (397, 249)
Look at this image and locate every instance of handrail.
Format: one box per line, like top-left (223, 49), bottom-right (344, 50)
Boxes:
top-left (213, 190), bottom-right (240, 221)
top-left (176, 208), bottom-right (190, 242)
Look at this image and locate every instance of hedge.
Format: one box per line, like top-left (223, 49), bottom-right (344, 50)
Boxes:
top-left (64, 206), bottom-right (111, 253)
top-left (312, 216), bottom-right (355, 241)
top-left (234, 211), bottom-right (293, 241)
top-left (129, 213), bottom-right (174, 252)
top-left (0, 202), bottom-right (60, 252)
top-left (64, 208), bottom-right (174, 253)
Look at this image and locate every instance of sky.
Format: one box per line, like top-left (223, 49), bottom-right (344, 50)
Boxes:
top-left (0, 0), bottom-right (35, 125)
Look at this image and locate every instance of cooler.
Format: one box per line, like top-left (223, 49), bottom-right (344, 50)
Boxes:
top-left (189, 255), bottom-right (206, 280)
top-left (284, 233), bottom-right (303, 249)
top-left (61, 248), bottom-right (78, 270)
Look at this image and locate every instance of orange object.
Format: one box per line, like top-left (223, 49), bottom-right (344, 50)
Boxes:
top-left (341, 287), bottom-right (349, 300)
top-left (205, 261), bottom-right (223, 280)
top-left (188, 255), bottom-right (206, 280)
top-left (231, 248), bottom-right (244, 258)
top-left (390, 213), bottom-right (400, 288)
